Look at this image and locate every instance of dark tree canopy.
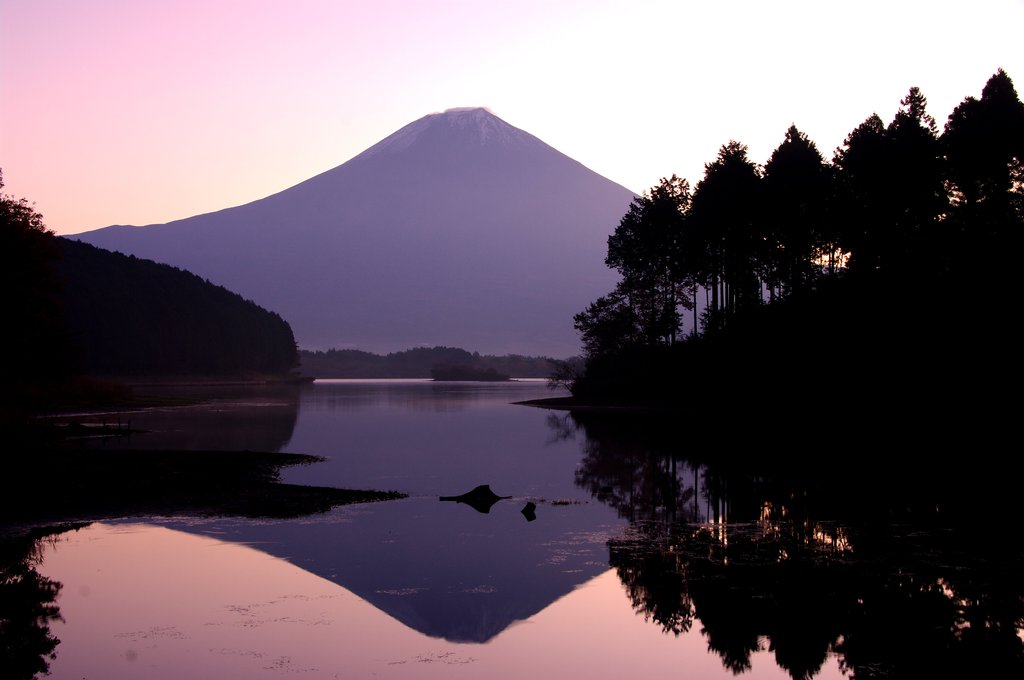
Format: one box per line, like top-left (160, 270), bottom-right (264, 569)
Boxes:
top-left (569, 70), bottom-right (1024, 409)
top-left (885, 87), bottom-right (947, 257)
top-left (762, 125), bottom-right (834, 292)
top-left (297, 346), bottom-right (556, 378)
top-left (832, 88), bottom-right (946, 273)
top-left (0, 170), bottom-right (69, 387)
top-left (689, 141), bottom-right (763, 326)
top-left (942, 68), bottom-right (1024, 256)
top-left (605, 174), bottom-right (693, 345)
top-left (575, 175), bottom-right (694, 354)
top-left (574, 291), bottom-right (644, 358)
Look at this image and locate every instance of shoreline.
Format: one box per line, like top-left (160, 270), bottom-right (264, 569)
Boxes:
top-left (97, 374), bottom-right (314, 388)
top-left (0, 448), bottom-right (406, 537)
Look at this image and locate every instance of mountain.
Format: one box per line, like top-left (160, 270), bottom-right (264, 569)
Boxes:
top-left (72, 108), bottom-right (635, 357)
top-left (54, 238), bottom-right (298, 376)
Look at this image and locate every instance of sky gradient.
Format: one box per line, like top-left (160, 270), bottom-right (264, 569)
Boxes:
top-left (2, 0), bottom-right (1023, 235)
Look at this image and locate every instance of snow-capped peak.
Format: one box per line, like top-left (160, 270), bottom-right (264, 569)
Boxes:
top-left (355, 107), bottom-right (539, 160)
top-left (442, 106), bottom-right (493, 114)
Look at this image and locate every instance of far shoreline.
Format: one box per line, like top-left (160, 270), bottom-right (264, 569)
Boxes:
top-left (514, 396), bottom-right (672, 413)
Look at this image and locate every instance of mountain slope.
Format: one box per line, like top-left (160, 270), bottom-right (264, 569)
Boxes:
top-left (74, 108), bottom-right (635, 356)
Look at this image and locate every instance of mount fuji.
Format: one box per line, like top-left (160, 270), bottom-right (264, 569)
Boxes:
top-left (72, 108), bottom-right (635, 357)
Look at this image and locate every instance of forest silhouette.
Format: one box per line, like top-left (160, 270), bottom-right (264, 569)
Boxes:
top-left (570, 70), bottom-right (1023, 425)
top-left (299, 346), bottom-right (556, 379)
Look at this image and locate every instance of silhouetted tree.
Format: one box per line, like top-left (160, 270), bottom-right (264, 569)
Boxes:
top-left (689, 141), bottom-right (764, 330)
top-left (942, 69), bottom-right (1024, 266)
top-left (568, 71), bottom-right (1022, 410)
top-left (0, 170), bottom-right (70, 389)
top-left (574, 176), bottom-right (696, 363)
top-left (833, 114), bottom-right (890, 272)
top-left (763, 125), bottom-right (835, 292)
top-left (833, 89), bottom-right (945, 274)
top-left (604, 175), bottom-right (694, 346)
top-left (885, 87), bottom-right (947, 263)
top-left (573, 291), bottom-right (643, 358)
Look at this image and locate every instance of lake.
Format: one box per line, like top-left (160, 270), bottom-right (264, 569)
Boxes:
top-left (9, 380), bottom-right (1024, 678)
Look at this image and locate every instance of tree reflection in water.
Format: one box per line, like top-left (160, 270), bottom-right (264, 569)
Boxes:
top-left (0, 527), bottom-right (70, 680)
top-left (553, 411), bottom-right (1024, 679)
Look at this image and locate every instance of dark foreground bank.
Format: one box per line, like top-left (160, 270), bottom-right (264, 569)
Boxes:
top-left (0, 449), bottom-right (406, 533)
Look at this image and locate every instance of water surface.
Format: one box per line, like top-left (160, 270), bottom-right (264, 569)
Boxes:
top-left (15, 380), bottom-right (1023, 678)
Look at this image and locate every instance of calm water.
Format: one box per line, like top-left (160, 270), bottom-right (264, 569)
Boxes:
top-left (10, 381), bottom-right (1024, 678)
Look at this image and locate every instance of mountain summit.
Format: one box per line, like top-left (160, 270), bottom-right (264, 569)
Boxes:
top-left (357, 107), bottom-right (533, 156)
top-left (73, 109), bottom-right (635, 357)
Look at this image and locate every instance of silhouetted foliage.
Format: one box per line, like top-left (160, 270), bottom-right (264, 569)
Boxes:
top-left (0, 171), bottom-right (70, 389)
top-left (573, 291), bottom-right (643, 358)
top-left (834, 87), bottom-right (946, 274)
top-left (0, 529), bottom-right (64, 680)
top-left (942, 69), bottom-right (1024, 269)
top-left (762, 125), bottom-right (834, 291)
top-left (689, 141), bottom-right (764, 329)
top-left (605, 175), bottom-right (694, 345)
top-left (570, 71), bottom-right (1023, 410)
top-left (832, 113), bottom-right (891, 272)
top-left (54, 238), bottom-right (298, 377)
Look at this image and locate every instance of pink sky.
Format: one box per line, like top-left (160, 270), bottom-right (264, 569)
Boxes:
top-left (2, 0), bottom-right (1022, 235)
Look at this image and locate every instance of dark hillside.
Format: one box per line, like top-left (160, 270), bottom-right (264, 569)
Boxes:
top-left (55, 238), bottom-right (297, 377)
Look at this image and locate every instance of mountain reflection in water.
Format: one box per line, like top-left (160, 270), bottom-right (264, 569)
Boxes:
top-left (10, 382), bottom-right (1024, 679)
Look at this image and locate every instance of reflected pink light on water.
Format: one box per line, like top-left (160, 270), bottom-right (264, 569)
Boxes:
top-left (40, 523), bottom-right (845, 679)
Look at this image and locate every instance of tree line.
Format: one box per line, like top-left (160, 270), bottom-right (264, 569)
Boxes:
top-left (299, 346), bottom-right (558, 378)
top-left (571, 70), bottom-right (1023, 401)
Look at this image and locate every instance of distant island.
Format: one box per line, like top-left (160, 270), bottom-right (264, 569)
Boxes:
top-left (430, 363), bottom-right (510, 382)
top-left (298, 346), bottom-right (561, 379)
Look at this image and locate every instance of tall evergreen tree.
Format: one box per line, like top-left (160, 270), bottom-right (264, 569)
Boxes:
top-left (605, 175), bottom-right (693, 345)
top-left (885, 87), bottom-right (947, 265)
top-left (763, 125), bottom-right (834, 294)
top-left (835, 89), bottom-right (945, 274)
top-left (833, 114), bottom-right (888, 272)
top-left (689, 141), bottom-right (763, 329)
top-left (942, 69), bottom-right (1024, 261)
